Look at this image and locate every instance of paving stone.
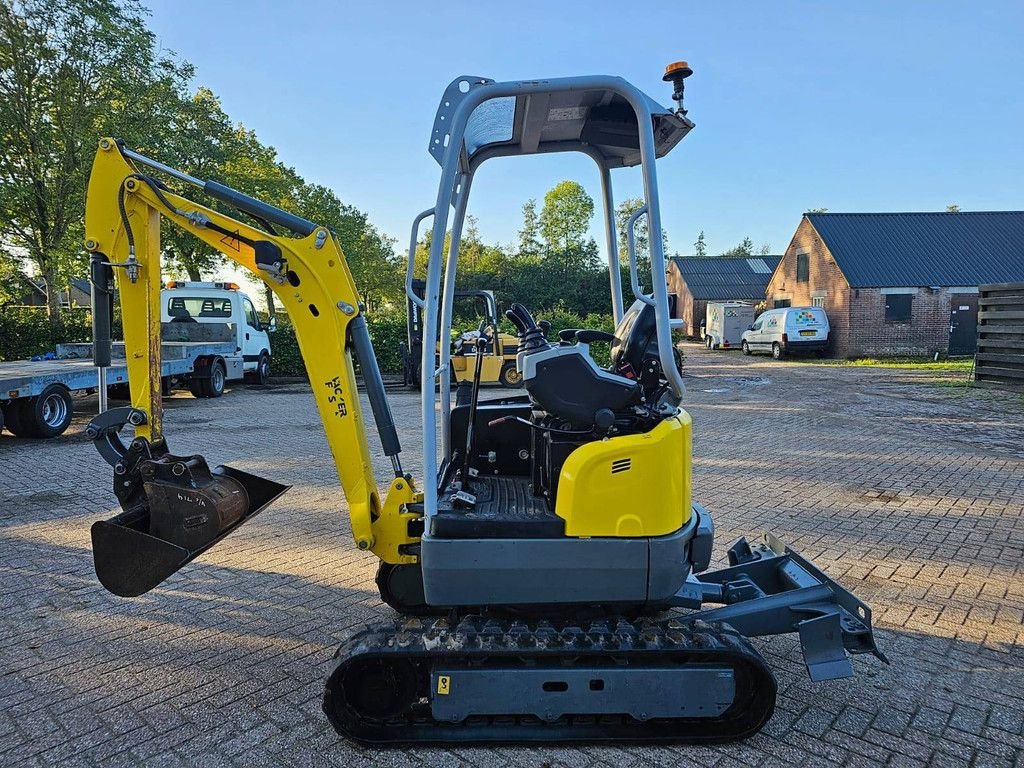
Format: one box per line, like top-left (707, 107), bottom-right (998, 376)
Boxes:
top-left (2, 348), bottom-right (1022, 765)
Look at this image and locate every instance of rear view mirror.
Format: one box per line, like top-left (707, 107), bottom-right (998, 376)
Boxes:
top-left (267, 316), bottom-right (278, 332)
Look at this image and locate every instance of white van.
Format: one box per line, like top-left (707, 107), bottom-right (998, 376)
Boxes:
top-left (741, 306), bottom-right (830, 359)
top-left (703, 302), bottom-right (755, 350)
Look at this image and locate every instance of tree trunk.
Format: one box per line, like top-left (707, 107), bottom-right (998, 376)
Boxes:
top-left (264, 284), bottom-right (276, 318)
top-left (181, 250), bottom-right (201, 281)
top-left (42, 267), bottom-right (61, 320)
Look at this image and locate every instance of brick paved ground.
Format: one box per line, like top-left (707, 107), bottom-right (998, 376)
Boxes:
top-left (2, 346), bottom-right (1023, 767)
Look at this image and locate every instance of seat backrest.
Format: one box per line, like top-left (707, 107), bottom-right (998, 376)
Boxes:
top-left (609, 299), bottom-right (658, 374)
top-left (168, 297), bottom-right (189, 317)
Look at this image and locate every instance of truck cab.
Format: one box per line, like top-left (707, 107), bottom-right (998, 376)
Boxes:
top-left (161, 281), bottom-right (272, 382)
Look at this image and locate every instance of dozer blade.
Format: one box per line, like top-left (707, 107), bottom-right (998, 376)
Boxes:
top-left (87, 408), bottom-right (289, 597)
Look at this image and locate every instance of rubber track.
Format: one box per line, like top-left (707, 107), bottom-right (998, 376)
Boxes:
top-left (323, 614), bottom-right (777, 745)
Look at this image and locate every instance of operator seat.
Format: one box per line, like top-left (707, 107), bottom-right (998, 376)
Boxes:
top-left (507, 303), bottom-right (640, 427)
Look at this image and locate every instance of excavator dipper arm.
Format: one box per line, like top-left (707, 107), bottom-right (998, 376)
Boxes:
top-left (84, 139), bottom-right (420, 596)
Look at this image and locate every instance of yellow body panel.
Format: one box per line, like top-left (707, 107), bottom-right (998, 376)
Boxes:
top-left (83, 139), bottom-right (417, 563)
top-left (555, 413), bottom-right (692, 537)
top-left (371, 477), bottom-right (423, 565)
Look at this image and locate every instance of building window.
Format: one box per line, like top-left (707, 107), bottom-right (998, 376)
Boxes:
top-left (774, 299), bottom-right (791, 308)
top-left (884, 294), bottom-right (913, 322)
top-left (796, 253), bottom-right (809, 282)
top-left (812, 296), bottom-right (825, 308)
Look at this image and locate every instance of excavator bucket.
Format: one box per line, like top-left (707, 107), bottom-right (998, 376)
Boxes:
top-left (87, 408), bottom-right (289, 597)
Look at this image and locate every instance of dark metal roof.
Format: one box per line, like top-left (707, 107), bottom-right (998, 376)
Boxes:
top-left (670, 255), bottom-right (782, 301)
top-left (806, 211), bottom-right (1024, 288)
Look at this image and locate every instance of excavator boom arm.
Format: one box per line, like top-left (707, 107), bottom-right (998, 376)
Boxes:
top-left (84, 139), bottom-right (419, 571)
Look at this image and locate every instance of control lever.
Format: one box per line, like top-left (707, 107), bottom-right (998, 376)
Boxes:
top-left (459, 334), bottom-right (489, 502)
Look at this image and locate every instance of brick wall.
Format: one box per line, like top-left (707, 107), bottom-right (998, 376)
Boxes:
top-left (766, 217), bottom-right (852, 355)
top-left (848, 288), bottom-right (958, 357)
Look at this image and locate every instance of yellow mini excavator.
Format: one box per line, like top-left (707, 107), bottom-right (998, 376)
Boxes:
top-left (83, 63), bottom-right (885, 745)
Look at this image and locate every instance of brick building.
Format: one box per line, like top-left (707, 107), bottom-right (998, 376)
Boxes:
top-left (668, 255), bottom-right (781, 337)
top-left (766, 211), bottom-right (1024, 358)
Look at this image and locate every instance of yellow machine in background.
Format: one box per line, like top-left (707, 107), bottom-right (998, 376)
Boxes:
top-left (402, 279), bottom-right (522, 388)
top-left (82, 63), bottom-right (883, 747)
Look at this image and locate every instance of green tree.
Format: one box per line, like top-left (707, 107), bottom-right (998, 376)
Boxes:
top-left (517, 199), bottom-right (542, 260)
top-left (720, 236), bottom-right (754, 258)
top-left (154, 88), bottom-right (241, 281)
top-left (0, 0), bottom-right (190, 317)
top-left (294, 182), bottom-right (399, 313)
top-left (539, 180), bottom-right (596, 276)
top-left (693, 231), bottom-right (707, 257)
top-left (614, 198), bottom-right (652, 291)
top-left (615, 198), bottom-right (648, 264)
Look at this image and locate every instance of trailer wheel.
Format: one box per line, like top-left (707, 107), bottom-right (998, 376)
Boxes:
top-left (25, 384), bottom-right (74, 438)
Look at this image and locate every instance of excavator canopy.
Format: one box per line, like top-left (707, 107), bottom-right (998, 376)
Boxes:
top-left (428, 76), bottom-right (694, 171)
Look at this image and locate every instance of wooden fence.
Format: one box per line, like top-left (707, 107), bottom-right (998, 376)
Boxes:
top-left (975, 282), bottom-right (1024, 392)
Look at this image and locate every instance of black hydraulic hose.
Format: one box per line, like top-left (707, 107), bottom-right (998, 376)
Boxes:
top-left (487, 415), bottom-right (594, 436)
top-left (117, 184), bottom-right (135, 256)
top-left (132, 174), bottom-right (256, 245)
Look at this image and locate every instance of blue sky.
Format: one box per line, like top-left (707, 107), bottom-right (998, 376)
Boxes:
top-left (146, 0), bottom-right (1023, 258)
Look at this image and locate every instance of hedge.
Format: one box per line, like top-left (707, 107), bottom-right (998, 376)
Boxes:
top-left (0, 304), bottom-right (620, 376)
top-left (0, 307), bottom-right (96, 362)
top-left (267, 308), bottom-right (408, 377)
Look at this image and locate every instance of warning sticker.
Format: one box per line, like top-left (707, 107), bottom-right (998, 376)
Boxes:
top-left (219, 230), bottom-right (242, 251)
top-left (437, 675), bottom-right (451, 695)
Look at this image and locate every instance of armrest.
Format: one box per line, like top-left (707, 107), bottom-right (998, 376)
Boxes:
top-left (575, 330), bottom-right (616, 344)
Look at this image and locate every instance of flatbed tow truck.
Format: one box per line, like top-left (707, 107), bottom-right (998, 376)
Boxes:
top-left (0, 282), bottom-right (271, 438)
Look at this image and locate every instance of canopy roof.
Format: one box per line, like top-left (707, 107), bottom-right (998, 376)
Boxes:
top-left (430, 76), bottom-right (694, 171)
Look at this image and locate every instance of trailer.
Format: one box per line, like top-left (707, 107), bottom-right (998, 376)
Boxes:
top-left (0, 282), bottom-right (272, 439)
top-left (703, 301), bottom-right (755, 350)
top-left (0, 337), bottom-right (237, 439)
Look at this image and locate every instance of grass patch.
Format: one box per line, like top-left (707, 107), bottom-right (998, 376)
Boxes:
top-left (809, 356), bottom-right (974, 372)
top-left (926, 377), bottom-right (974, 388)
